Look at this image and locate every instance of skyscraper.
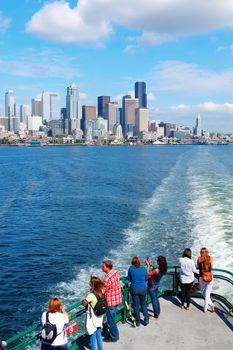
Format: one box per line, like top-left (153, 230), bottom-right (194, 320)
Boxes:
top-left (42, 91), bottom-right (59, 122)
top-left (123, 96), bottom-right (139, 137)
top-left (194, 114), bottom-right (202, 137)
top-left (5, 90), bottom-right (16, 117)
top-left (106, 102), bottom-right (118, 134)
top-left (32, 97), bottom-right (42, 116)
top-left (135, 82), bottom-right (147, 108)
top-left (135, 108), bottom-right (149, 137)
top-left (66, 84), bottom-right (80, 120)
top-left (81, 105), bottom-right (97, 135)
top-left (20, 105), bottom-right (31, 124)
top-left (98, 96), bottom-right (110, 119)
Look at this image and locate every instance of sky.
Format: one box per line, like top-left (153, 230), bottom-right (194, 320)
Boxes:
top-left (1, 0), bottom-right (233, 132)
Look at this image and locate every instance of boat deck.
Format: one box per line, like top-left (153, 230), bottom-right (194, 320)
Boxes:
top-left (103, 296), bottom-right (233, 350)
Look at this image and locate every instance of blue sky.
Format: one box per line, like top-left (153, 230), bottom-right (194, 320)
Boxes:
top-left (1, 0), bottom-right (233, 132)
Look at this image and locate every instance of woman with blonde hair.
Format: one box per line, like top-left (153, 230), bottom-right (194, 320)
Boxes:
top-left (197, 247), bottom-right (215, 313)
top-left (41, 297), bottom-right (70, 350)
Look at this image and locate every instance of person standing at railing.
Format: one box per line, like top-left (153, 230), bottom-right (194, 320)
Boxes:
top-left (146, 256), bottom-right (167, 319)
top-left (83, 276), bottom-right (105, 350)
top-left (41, 297), bottom-right (70, 350)
top-left (102, 259), bottom-right (122, 343)
top-left (197, 247), bottom-right (215, 313)
top-left (179, 248), bottom-right (198, 310)
top-left (128, 256), bottom-right (149, 326)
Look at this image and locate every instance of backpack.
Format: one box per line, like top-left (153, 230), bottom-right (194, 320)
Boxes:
top-left (41, 312), bottom-right (57, 343)
top-left (91, 294), bottom-right (107, 316)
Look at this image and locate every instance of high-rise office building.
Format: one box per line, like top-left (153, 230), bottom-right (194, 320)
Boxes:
top-left (5, 90), bottom-right (16, 117)
top-left (123, 96), bottom-right (139, 137)
top-left (106, 102), bottom-right (118, 134)
top-left (81, 105), bottom-right (97, 135)
top-left (122, 95), bottom-right (132, 135)
top-left (42, 91), bottom-right (59, 122)
top-left (32, 97), bottom-right (42, 116)
top-left (20, 105), bottom-right (31, 124)
top-left (135, 108), bottom-right (149, 137)
top-left (98, 96), bottom-right (110, 119)
top-left (66, 84), bottom-right (80, 120)
top-left (135, 82), bottom-right (147, 108)
top-left (82, 105), bottom-right (96, 121)
top-left (194, 114), bottom-right (202, 137)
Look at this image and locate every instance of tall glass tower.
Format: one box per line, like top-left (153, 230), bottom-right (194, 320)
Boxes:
top-left (66, 84), bottom-right (80, 120)
top-left (98, 96), bottom-right (110, 119)
top-left (135, 82), bottom-right (147, 108)
top-left (5, 90), bottom-right (16, 117)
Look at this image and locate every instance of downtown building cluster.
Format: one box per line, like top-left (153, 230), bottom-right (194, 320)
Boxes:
top-left (0, 82), bottom-right (228, 144)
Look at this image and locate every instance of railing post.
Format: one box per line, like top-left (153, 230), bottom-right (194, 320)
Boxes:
top-left (122, 279), bottom-right (129, 323)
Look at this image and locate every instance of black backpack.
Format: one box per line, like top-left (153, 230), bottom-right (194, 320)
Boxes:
top-left (92, 294), bottom-right (107, 316)
top-left (41, 312), bottom-right (57, 343)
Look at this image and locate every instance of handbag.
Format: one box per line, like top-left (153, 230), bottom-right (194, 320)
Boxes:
top-left (202, 270), bottom-right (213, 283)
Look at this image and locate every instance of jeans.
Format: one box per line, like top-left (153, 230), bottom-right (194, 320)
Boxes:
top-left (106, 306), bottom-right (119, 340)
top-left (199, 277), bottom-right (214, 312)
top-left (130, 287), bottom-right (149, 325)
top-left (148, 288), bottom-right (160, 317)
top-left (41, 342), bottom-right (68, 350)
top-left (90, 327), bottom-right (103, 350)
top-left (180, 282), bottom-right (193, 307)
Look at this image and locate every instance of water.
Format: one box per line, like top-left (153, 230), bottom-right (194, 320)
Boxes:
top-left (0, 145), bottom-right (232, 339)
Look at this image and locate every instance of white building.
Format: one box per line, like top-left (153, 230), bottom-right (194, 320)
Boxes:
top-left (42, 91), bottom-right (59, 122)
top-left (66, 84), bottom-right (80, 120)
top-left (113, 123), bottom-right (123, 140)
top-left (20, 105), bottom-right (31, 124)
top-left (93, 117), bottom-right (108, 139)
top-left (106, 102), bottom-right (118, 134)
top-left (5, 90), bottom-right (16, 117)
top-left (135, 108), bottom-right (148, 137)
top-left (27, 116), bottom-right (43, 131)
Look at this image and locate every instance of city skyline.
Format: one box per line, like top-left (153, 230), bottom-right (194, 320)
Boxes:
top-left (1, 1), bottom-right (233, 132)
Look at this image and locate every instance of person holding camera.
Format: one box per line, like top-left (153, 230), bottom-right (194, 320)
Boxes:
top-left (41, 297), bottom-right (70, 350)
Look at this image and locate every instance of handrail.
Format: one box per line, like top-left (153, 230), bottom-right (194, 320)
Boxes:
top-left (3, 266), bottom-right (233, 350)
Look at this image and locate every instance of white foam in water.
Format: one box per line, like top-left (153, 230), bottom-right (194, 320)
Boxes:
top-left (57, 148), bottom-right (233, 306)
top-left (57, 152), bottom-right (189, 305)
top-left (187, 149), bottom-right (233, 299)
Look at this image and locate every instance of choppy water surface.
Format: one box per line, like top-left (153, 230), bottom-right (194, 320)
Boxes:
top-left (0, 145), bottom-right (232, 338)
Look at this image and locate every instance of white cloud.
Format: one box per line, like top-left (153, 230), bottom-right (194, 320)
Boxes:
top-left (79, 92), bottom-right (88, 100)
top-left (147, 92), bottom-right (156, 102)
top-left (0, 13), bottom-right (11, 31)
top-left (26, 0), bottom-right (233, 46)
top-left (150, 60), bottom-right (233, 95)
top-left (0, 48), bottom-right (80, 79)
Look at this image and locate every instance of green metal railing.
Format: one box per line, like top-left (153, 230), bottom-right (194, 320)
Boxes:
top-left (3, 267), bottom-right (233, 350)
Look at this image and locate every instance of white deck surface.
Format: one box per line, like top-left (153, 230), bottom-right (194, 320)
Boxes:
top-left (103, 297), bottom-right (233, 350)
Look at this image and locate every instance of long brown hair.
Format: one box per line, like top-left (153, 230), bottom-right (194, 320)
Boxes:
top-left (90, 276), bottom-right (105, 297)
top-left (157, 256), bottom-right (167, 275)
top-left (200, 247), bottom-right (212, 270)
